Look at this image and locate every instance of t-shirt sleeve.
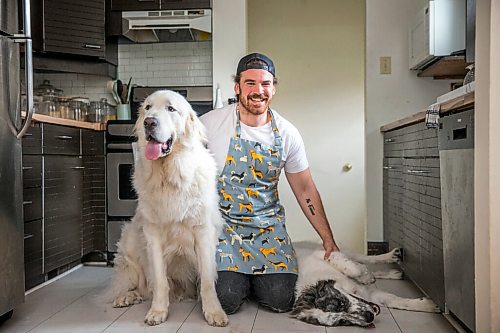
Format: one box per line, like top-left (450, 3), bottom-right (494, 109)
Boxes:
top-left (283, 126), bottom-right (309, 173)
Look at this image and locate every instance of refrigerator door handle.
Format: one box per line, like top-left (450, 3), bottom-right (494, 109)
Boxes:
top-left (9, 0), bottom-right (34, 139)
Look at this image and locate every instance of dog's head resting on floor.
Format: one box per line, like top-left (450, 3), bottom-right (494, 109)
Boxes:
top-left (135, 90), bottom-right (206, 161)
top-left (292, 279), bottom-right (380, 328)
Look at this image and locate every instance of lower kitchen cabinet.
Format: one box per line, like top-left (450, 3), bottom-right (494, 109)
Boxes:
top-left (21, 123), bottom-right (106, 290)
top-left (383, 122), bottom-right (445, 310)
top-left (43, 155), bottom-right (84, 273)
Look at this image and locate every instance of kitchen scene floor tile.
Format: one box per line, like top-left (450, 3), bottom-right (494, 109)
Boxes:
top-left (0, 266), bottom-right (459, 333)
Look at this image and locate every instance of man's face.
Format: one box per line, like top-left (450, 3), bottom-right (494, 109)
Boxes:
top-left (235, 69), bottom-right (276, 116)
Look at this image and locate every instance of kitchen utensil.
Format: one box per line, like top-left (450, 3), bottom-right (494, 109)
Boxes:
top-left (116, 80), bottom-right (124, 104)
top-left (126, 77), bottom-right (132, 103)
top-left (107, 80), bottom-right (122, 105)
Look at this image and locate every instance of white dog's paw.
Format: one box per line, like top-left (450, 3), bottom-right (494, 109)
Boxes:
top-left (356, 271), bottom-right (376, 285)
top-left (144, 308), bottom-right (169, 326)
top-left (416, 298), bottom-right (441, 313)
top-left (386, 269), bottom-right (403, 279)
top-left (389, 248), bottom-right (403, 263)
top-left (204, 309), bottom-right (229, 327)
top-left (112, 290), bottom-right (143, 308)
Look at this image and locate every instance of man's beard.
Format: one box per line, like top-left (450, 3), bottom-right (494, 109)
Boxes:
top-left (239, 93), bottom-right (271, 115)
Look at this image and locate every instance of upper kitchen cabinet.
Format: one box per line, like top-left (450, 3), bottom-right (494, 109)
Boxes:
top-left (111, 0), bottom-right (210, 11)
top-left (31, 0), bottom-right (106, 59)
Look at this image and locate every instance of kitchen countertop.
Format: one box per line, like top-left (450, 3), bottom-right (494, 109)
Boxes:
top-left (22, 112), bottom-right (107, 131)
top-left (380, 92), bottom-right (475, 132)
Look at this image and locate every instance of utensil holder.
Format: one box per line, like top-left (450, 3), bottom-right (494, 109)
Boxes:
top-left (117, 104), bottom-right (131, 120)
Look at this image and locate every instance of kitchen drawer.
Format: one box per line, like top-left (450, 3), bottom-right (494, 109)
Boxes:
top-left (23, 187), bottom-right (43, 222)
top-left (43, 124), bottom-right (81, 155)
top-left (24, 219), bottom-right (44, 290)
top-left (22, 125), bottom-right (42, 155)
top-left (23, 155), bottom-right (42, 189)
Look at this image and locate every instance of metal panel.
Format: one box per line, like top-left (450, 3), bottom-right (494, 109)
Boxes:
top-left (0, 33), bottom-right (25, 316)
top-left (440, 148), bottom-right (475, 331)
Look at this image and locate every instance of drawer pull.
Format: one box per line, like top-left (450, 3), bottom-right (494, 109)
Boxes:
top-left (23, 200), bottom-right (33, 205)
top-left (24, 234), bottom-right (34, 240)
top-left (56, 135), bottom-right (73, 140)
top-left (385, 138), bottom-right (394, 143)
top-left (22, 166), bottom-right (33, 170)
top-left (71, 166), bottom-right (85, 170)
top-left (83, 44), bottom-right (102, 49)
top-left (383, 166), bottom-right (394, 170)
top-left (23, 133), bottom-right (33, 138)
top-left (407, 170), bottom-right (431, 174)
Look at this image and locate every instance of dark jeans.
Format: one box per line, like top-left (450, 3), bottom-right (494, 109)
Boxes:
top-left (215, 271), bottom-right (297, 315)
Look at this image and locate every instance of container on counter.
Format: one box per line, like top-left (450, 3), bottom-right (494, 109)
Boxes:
top-left (57, 97), bottom-right (73, 119)
top-left (100, 98), bottom-right (116, 123)
top-left (88, 100), bottom-right (103, 123)
top-left (69, 97), bottom-right (89, 121)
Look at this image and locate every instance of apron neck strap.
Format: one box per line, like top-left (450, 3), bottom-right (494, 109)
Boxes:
top-left (235, 106), bottom-right (282, 145)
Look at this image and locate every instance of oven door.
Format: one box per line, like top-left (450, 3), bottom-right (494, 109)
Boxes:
top-left (106, 152), bottom-right (137, 217)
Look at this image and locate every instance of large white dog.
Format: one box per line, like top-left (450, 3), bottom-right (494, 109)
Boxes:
top-left (108, 90), bottom-right (228, 327)
top-left (292, 242), bottom-right (440, 327)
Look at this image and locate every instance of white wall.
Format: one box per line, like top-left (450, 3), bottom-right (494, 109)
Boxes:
top-left (365, 0), bottom-right (455, 242)
top-left (117, 41), bottom-right (212, 87)
top-left (475, 0), bottom-right (500, 331)
top-left (248, 0), bottom-right (366, 252)
top-left (212, 0), bottom-right (247, 107)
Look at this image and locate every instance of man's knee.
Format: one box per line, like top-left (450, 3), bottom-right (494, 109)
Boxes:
top-left (252, 273), bottom-right (297, 312)
top-left (215, 271), bottom-right (250, 315)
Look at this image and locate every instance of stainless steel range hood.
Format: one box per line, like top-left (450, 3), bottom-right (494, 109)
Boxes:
top-left (122, 9), bottom-right (211, 43)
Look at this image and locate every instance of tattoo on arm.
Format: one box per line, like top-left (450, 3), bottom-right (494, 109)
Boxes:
top-left (306, 198), bottom-right (316, 216)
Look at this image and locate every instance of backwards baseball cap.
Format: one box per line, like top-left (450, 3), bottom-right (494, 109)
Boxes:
top-left (236, 53), bottom-right (276, 77)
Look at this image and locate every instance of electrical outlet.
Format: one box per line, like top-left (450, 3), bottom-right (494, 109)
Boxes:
top-left (380, 56), bottom-right (391, 74)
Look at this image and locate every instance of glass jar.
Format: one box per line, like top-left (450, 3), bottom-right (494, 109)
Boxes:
top-left (100, 98), bottom-right (116, 123)
top-left (69, 97), bottom-right (89, 121)
top-left (57, 97), bottom-right (73, 119)
top-left (88, 101), bottom-right (103, 123)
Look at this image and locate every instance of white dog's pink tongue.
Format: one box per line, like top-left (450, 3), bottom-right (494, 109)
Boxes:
top-left (145, 141), bottom-right (162, 160)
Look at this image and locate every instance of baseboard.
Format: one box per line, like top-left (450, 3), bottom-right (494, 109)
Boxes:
top-left (367, 241), bottom-right (389, 255)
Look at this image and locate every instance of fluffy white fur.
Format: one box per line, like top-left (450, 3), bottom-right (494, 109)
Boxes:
top-left (293, 242), bottom-right (440, 326)
top-left (107, 90), bottom-right (228, 327)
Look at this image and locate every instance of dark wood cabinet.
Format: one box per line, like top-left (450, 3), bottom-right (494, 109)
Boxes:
top-left (31, 0), bottom-right (106, 59)
top-left (22, 124), bottom-right (106, 290)
top-left (111, 0), bottom-right (210, 11)
top-left (43, 155), bottom-right (84, 272)
top-left (383, 122), bottom-right (445, 311)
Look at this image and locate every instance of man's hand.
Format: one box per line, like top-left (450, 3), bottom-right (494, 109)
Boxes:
top-left (323, 240), bottom-right (340, 261)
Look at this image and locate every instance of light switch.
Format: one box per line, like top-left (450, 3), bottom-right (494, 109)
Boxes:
top-left (380, 56), bottom-right (391, 74)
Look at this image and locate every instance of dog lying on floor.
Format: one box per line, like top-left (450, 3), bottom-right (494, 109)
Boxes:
top-left (292, 242), bottom-right (440, 327)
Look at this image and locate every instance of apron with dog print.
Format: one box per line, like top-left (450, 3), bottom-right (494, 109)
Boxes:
top-left (216, 109), bottom-right (298, 275)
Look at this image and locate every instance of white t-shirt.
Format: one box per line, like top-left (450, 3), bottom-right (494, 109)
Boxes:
top-left (200, 104), bottom-right (309, 174)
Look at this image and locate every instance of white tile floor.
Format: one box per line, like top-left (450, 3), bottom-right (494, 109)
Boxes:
top-left (0, 265), bottom-right (458, 333)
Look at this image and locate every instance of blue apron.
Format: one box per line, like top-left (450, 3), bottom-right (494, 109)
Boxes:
top-left (216, 109), bottom-right (298, 275)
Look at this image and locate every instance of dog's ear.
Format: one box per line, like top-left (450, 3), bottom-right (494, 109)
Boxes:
top-left (185, 110), bottom-right (208, 145)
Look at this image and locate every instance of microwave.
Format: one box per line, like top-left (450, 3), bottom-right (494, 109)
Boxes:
top-left (409, 0), bottom-right (466, 70)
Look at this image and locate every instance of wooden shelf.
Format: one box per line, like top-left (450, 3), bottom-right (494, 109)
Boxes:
top-left (417, 56), bottom-right (469, 80)
top-left (22, 112), bottom-right (106, 131)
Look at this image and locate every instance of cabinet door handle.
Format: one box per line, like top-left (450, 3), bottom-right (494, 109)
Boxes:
top-left (71, 166), bottom-right (85, 170)
top-left (385, 138), bottom-right (394, 143)
top-left (23, 200), bottom-right (33, 205)
top-left (407, 170), bottom-right (431, 174)
top-left (23, 133), bottom-right (33, 137)
top-left (83, 44), bottom-right (102, 49)
top-left (383, 166), bottom-right (394, 170)
top-left (24, 234), bottom-right (34, 240)
top-left (56, 135), bottom-right (73, 140)
top-left (22, 166), bottom-right (33, 170)
top-left (138, 0), bottom-right (156, 2)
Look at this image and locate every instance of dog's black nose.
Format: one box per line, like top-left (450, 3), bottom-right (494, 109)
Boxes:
top-left (144, 117), bottom-right (158, 130)
top-left (362, 311), bottom-right (375, 322)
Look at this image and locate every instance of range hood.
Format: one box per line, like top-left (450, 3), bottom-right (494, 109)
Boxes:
top-left (122, 9), bottom-right (212, 43)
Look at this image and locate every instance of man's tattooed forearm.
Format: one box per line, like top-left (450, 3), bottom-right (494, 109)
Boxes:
top-left (306, 198), bottom-right (316, 215)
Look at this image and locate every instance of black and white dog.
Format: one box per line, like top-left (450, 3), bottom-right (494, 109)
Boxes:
top-left (292, 242), bottom-right (440, 327)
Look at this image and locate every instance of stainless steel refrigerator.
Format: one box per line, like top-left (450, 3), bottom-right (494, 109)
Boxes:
top-left (0, 0), bottom-right (33, 321)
